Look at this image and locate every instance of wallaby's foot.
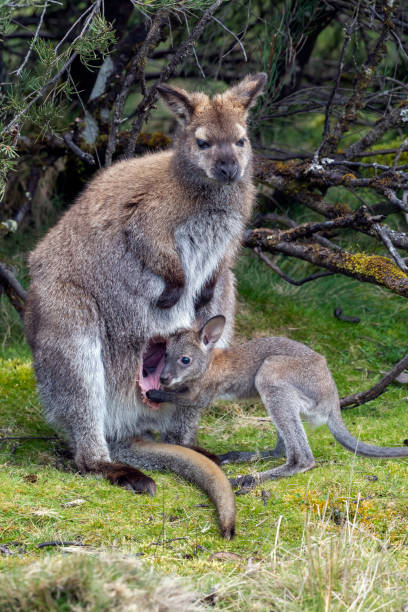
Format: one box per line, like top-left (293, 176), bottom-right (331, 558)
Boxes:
top-left (156, 283), bottom-right (184, 309)
top-left (99, 462), bottom-right (157, 496)
top-left (230, 460), bottom-right (316, 491)
top-left (188, 445), bottom-right (222, 466)
top-left (194, 273), bottom-right (217, 311)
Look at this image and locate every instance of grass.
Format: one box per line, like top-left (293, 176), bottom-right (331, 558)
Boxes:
top-left (1, 250), bottom-right (408, 609)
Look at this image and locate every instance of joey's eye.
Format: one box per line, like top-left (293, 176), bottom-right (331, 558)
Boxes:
top-left (180, 356), bottom-right (191, 365)
top-left (196, 139), bottom-right (211, 149)
top-left (236, 138), bottom-right (245, 147)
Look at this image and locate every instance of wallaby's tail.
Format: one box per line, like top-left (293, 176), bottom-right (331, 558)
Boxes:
top-left (127, 441), bottom-right (236, 539)
top-left (328, 409), bottom-right (408, 457)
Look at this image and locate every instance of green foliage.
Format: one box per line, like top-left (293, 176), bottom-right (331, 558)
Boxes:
top-left (0, 4), bottom-right (15, 37)
top-left (0, 139), bottom-right (18, 200)
top-left (74, 14), bottom-right (116, 69)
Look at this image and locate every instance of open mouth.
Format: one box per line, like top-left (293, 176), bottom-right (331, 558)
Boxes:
top-left (138, 339), bottom-right (166, 410)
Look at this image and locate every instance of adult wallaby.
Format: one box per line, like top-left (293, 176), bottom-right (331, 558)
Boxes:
top-left (147, 316), bottom-right (408, 490)
top-left (24, 73), bottom-right (266, 515)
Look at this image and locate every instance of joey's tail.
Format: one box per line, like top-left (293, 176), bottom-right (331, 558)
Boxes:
top-left (128, 441), bottom-right (236, 539)
top-left (328, 408), bottom-right (408, 458)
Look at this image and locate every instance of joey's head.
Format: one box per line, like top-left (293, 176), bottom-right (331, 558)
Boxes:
top-left (159, 315), bottom-right (226, 390)
top-left (157, 74), bottom-right (267, 185)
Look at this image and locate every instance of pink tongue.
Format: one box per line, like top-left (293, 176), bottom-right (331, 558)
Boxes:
top-left (139, 354), bottom-right (165, 394)
top-left (138, 345), bottom-right (166, 410)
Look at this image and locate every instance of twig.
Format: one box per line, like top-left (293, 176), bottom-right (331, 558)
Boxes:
top-left (0, 435), bottom-right (58, 442)
top-left (211, 15), bottom-right (247, 62)
top-left (104, 8), bottom-right (169, 166)
top-left (340, 351), bottom-right (408, 409)
top-left (320, 2), bottom-right (394, 156)
top-left (373, 223), bottom-right (408, 273)
top-left (317, 15), bottom-right (355, 158)
top-left (0, 261), bottom-right (26, 319)
top-left (14, 0), bottom-right (49, 77)
top-left (63, 132), bottom-right (95, 165)
top-left (255, 248), bottom-right (334, 286)
top-left (37, 541), bottom-right (84, 548)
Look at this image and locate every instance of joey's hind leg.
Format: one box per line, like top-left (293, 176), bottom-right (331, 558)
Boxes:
top-left (231, 379), bottom-right (316, 491)
top-left (218, 432), bottom-right (285, 465)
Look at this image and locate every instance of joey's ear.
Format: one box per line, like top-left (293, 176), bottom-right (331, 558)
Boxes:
top-left (200, 315), bottom-right (226, 349)
top-left (225, 73), bottom-right (267, 110)
top-left (157, 84), bottom-right (195, 125)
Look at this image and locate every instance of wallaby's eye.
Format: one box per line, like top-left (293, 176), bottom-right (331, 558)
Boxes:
top-left (236, 138), bottom-right (245, 147)
top-left (180, 356), bottom-right (191, 365)
top-left (196, 139), bottom-right (211, 150)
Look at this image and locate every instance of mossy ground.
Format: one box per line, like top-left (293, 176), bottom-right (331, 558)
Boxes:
top-left (1, 250), bottom-right (408, 608)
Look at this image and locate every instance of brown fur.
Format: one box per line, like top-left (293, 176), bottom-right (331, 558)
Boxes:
top-left (24, 75), bottom-right (267, 530)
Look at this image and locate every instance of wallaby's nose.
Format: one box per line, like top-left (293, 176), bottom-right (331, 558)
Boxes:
top-left (160, 374), bottom-right (171, 386)
top-left (217, 159), bottom-right (238, 182)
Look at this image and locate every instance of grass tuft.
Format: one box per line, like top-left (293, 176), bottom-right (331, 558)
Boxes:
top-left (206, 510), bottom-right (408, 611)
top-left (0, 552), bottom-right (206, 612)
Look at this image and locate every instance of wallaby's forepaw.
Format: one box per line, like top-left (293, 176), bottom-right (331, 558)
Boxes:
top-left (100, 462), bottom-right (157, 496)
top-left (188, 445), bottom-right (222, 466)
top-left (194, 274), bottom-right (217, 311)
top-left (156, 283), bottom-right (184, 309)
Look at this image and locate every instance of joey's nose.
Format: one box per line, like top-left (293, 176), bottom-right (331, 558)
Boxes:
top-left (160, 374), bottom-right (171, 385)
top-left (216, 160), bottom-right (238, 183)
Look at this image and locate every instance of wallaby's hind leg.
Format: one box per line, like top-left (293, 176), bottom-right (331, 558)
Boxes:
top-left (32, 326), bottom-right (156, 495)
top-left (218, 432), bottom-right (286, 465)
top-left (231, 373), bottom-right (316, 490)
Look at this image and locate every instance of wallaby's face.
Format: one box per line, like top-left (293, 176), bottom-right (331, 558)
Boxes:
top-left (157, 74), bottom-right (267, 185)
top-left (160, 316), bottom-right (226, 390)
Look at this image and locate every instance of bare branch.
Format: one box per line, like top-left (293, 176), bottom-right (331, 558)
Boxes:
top-left (63, 131), bottom-right (95, 165)
top-left (341, 351), bottom-right (408, 409)
top-left (0, 261), bottom-right (26, 319)
top-left (125, 0), bottom-right (225, 158)
top-left (14, 0), bottom-right (49, 77)
top-left (254, 248), bottom-right (334, 286)
top-left (104, 9), bottom-right (169, 167)
top-left (245, 227), bottom-right (408, 299)
top-left (373, 223), bottom-right (408, 274)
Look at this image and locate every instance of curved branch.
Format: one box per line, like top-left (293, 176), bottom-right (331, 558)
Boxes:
top-left (341, 352), bottom-right (408, 409)
top-left (245, 228), bottom-right (408, 298)
top-left (0, 261), bottom-right (26, 319)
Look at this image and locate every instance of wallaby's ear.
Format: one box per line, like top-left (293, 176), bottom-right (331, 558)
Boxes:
top-left (200, 315), bottom-right (226, 349)
top-left (157, 84), bottom-right (195, 125)
top-left (225, 72), bottom-right (267, 110)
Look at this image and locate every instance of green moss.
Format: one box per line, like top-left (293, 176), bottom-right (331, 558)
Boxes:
top-left (342, 251), bottom-right (408, 282)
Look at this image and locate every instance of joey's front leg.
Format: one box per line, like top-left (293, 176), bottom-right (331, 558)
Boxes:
top-left (146, 390), bottom-right (219, 464)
